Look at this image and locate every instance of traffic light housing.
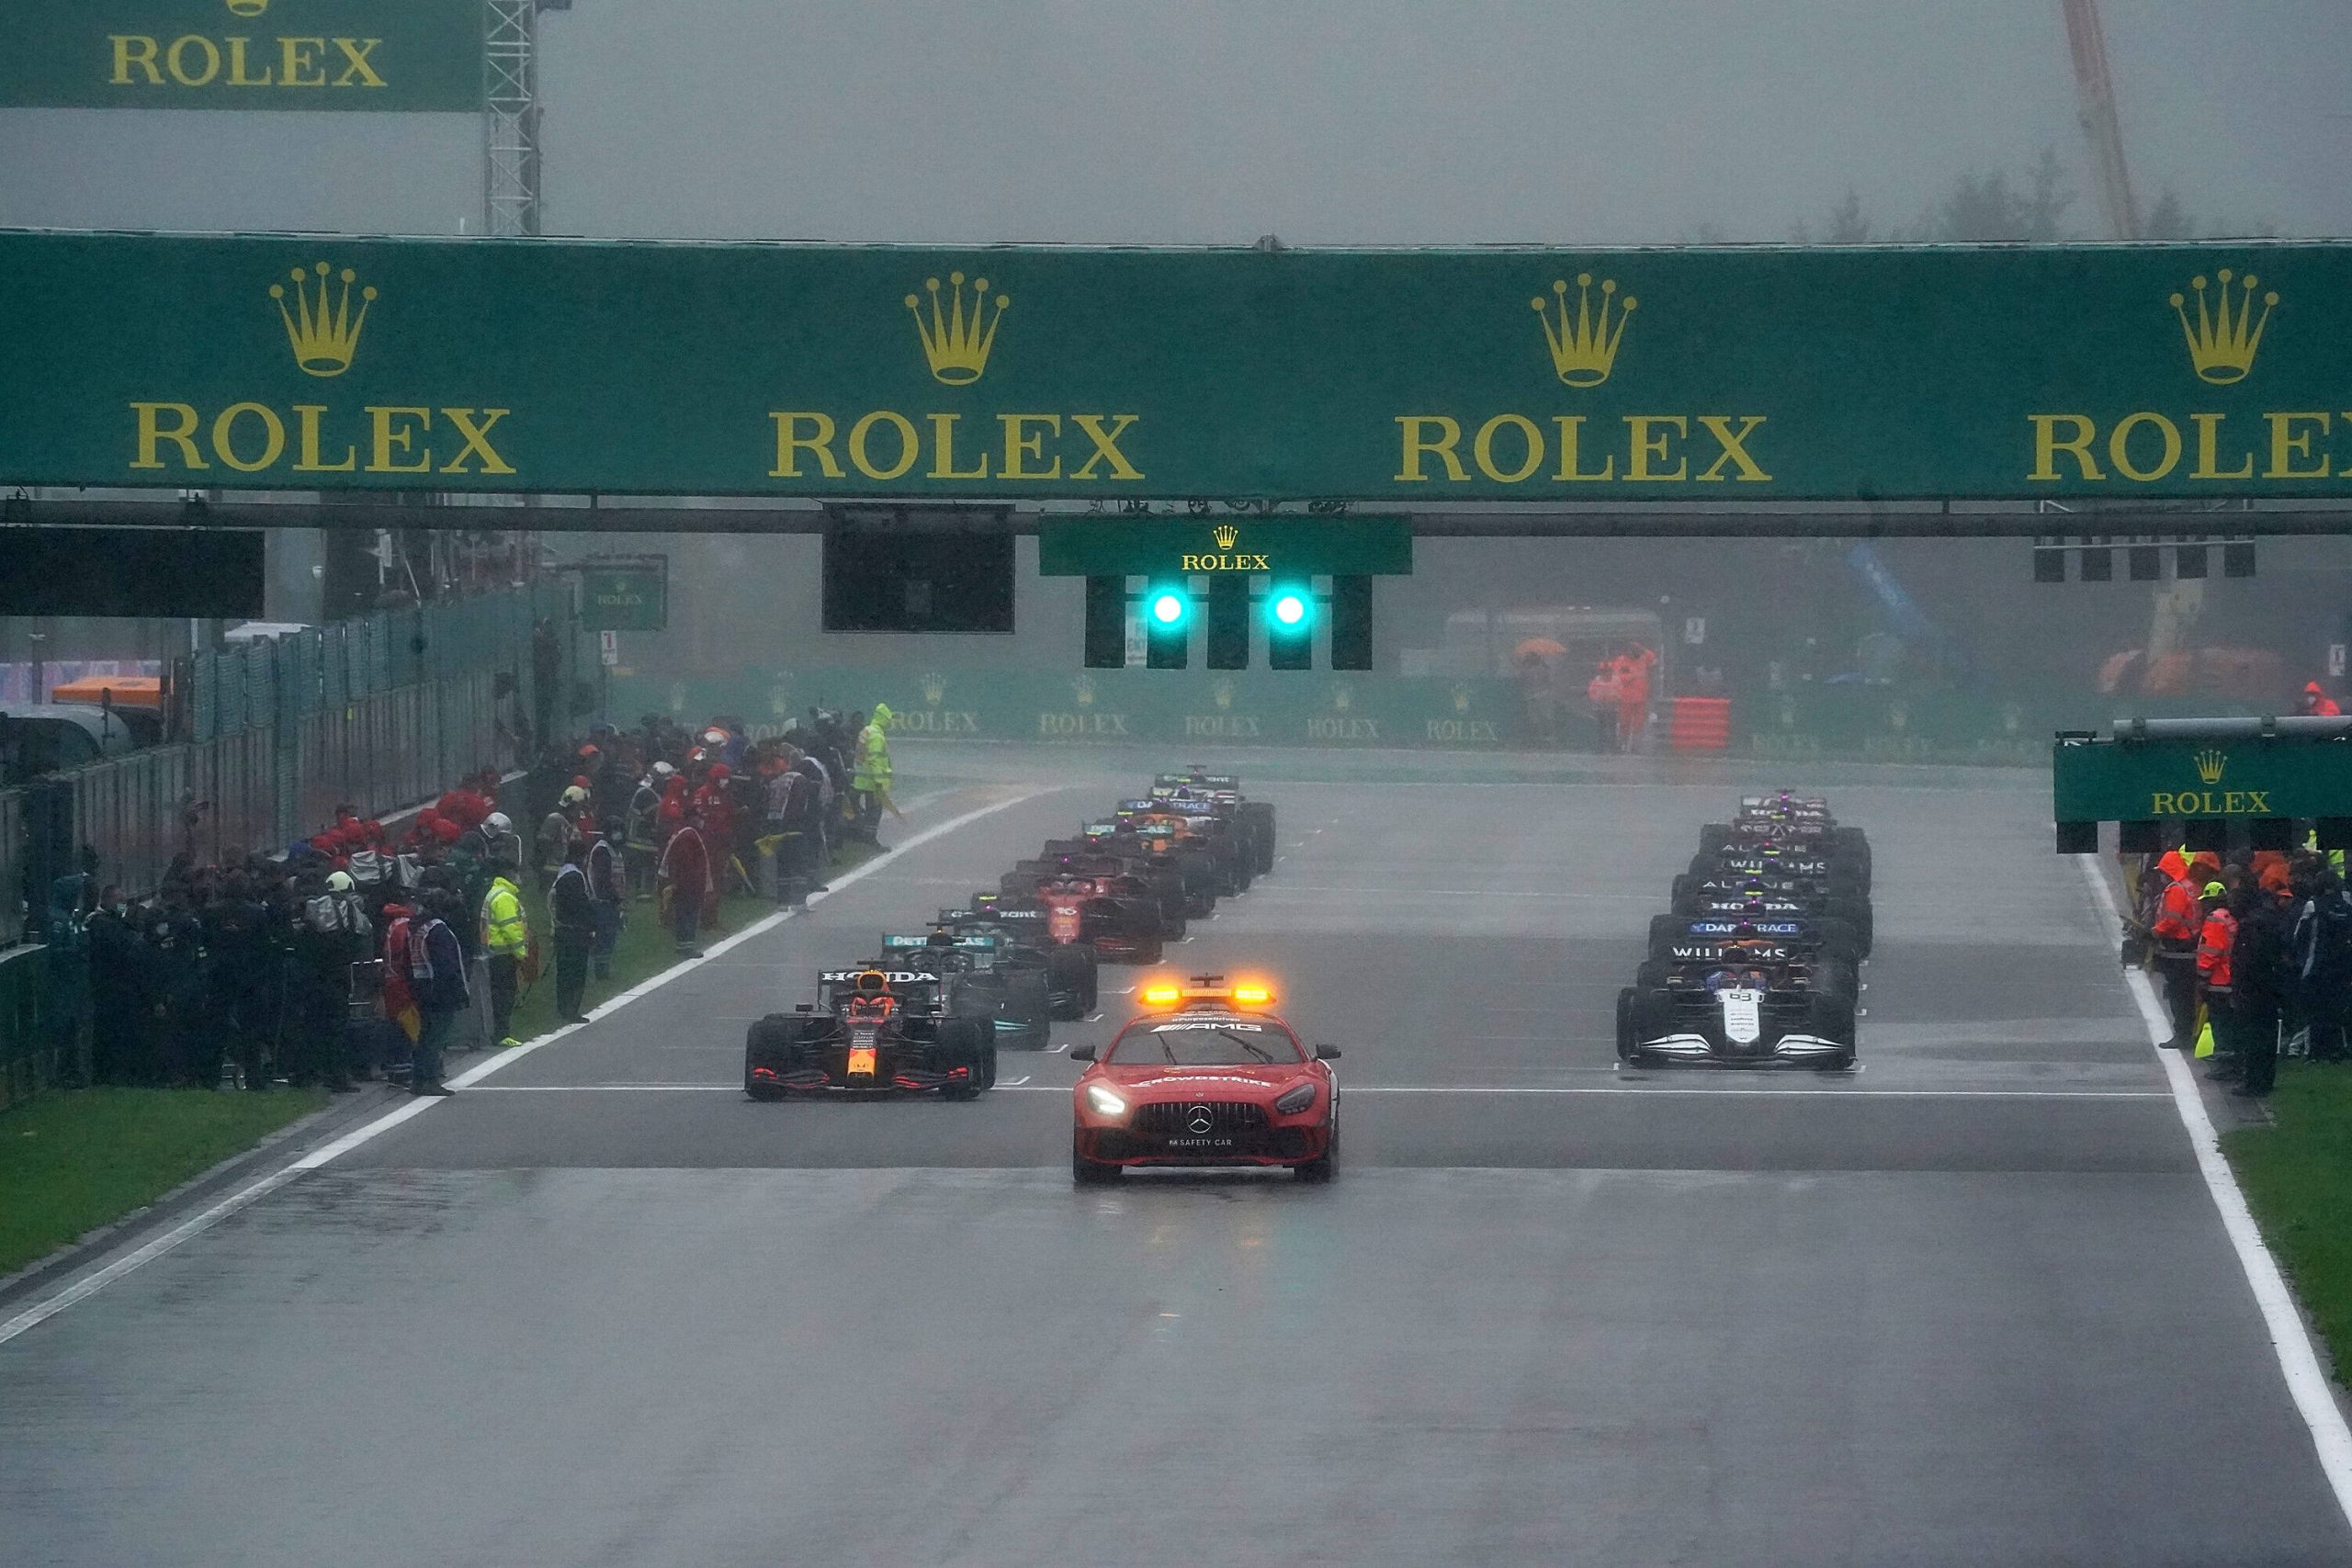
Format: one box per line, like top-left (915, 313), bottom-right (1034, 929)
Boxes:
top-left (1329, 575), bottom-right (1373, 670)
top-left (1205, 575), bottom-right (1250, 670)
top-left (1145, 581), bottom-right (1190, 669)
top-left (1266, 581), bottom-right (1314, 671)
top-left (1083, 575), bottom-right (1125, 668)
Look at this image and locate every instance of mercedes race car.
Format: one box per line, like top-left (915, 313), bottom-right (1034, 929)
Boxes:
top-left (941, 900), bottom-right (1098, 1019)
top-left (743, 965), bottom-right (994, 1100)
top-left (878, 929), bottom-right (1056, 1051)
top-left (1069, 975), bottom-right (1340, 1182)
top-left (1618, 941), bottom-right (1858, 1069)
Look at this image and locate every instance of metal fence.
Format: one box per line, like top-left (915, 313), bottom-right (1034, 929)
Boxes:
top-left (0, 789), bottom-right (22, 949)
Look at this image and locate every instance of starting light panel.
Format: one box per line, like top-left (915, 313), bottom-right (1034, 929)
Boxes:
top-left (1205, 575), bottom-right (1250, 670)
top-left (1267, 581), bottom-right (1314, 671)
top-left (1329, 574), bottom-right (1374, 671)
top-left (1083, 575), bottom-right (1125, 668)
top-left (1145, 582), bottom-right (1190, 669)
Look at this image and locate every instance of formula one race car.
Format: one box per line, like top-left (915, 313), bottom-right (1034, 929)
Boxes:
top-left (1617, 942), bottom-right (1858, 1069)
top-left (1069, 974), bottom-right (1340, 1182)
top-left (743, 965), bottom-right (993, 1100)
top-left (942, 900), bottom-right (1098, 1019)
top-left (1121, 796), bottom-right (1254, 898)
top-left (1001, 862), bottom-right (1169, 963)
top-left (879, 929), bottom-right (1055, 1051)
top-left (1699, 795), bottom-right (1871, 887)
top-left (1670, 873), bottom-right (1872, 956)
top-left (1151, 770), bottom-right (1277, 876)
top-left (1044, 826), bottom-right (1212, 922)
top-left (1649, 909), bottom-right (1863, 975)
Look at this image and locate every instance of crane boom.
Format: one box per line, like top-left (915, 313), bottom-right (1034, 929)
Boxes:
top-left (2061, 0), bottom-right (2141, 239)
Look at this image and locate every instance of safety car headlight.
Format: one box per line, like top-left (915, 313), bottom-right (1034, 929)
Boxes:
top-left (1272, 1081), bottom-right (1318, 1116)
top-left (1086, 1084), bottom-right (1130, 1117)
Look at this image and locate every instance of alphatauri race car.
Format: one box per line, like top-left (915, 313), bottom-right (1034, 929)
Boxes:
top-left (743, 965), bottom-right (993, 1100)
top-left (1069, 975), bottom-right (1340, 1182)
top-left (1670, 873), bottom-right (1872, 955)
top-left (1617, 942), bottom-right (1858, 1069)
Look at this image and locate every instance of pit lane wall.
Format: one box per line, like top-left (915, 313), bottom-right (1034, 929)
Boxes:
top-left (605, 667), bottom-right (2132, 762)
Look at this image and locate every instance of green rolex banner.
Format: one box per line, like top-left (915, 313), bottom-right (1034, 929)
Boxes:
top-left (0, 0), bottom-right (485, 111)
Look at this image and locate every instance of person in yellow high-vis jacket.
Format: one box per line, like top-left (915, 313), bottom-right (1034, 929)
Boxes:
top-left (852, 704), bottom-right (898, 849)
top-left (480, 860), bottom-right (530, 1048)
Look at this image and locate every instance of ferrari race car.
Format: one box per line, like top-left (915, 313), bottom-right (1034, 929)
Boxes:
top-left (1617, 941), bottom-right (1858, 1069)
top-left (743, 964), bottom-right (994, 1100)
top-left (1001, 862), bottom-right (1169, 963)
top-left (1069, 975), bottom-right (1340, 1183)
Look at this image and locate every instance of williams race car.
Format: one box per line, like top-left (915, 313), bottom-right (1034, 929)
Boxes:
top-left (744, 965), bottom-right (993, 1100)
top-left (1617, 942), bottom-right (1858, 1069)
top-left (1069, 975), bottom-right (1340, 1183)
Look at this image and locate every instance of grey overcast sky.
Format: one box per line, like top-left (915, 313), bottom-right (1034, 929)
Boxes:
top-left (2, 0), bottom-right (2346, 243)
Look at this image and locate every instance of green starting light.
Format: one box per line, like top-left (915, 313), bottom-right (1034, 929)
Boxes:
top-left (1270, 590), bottom-right (1310, 627)
top-left (1267, 581), bottom-right (1313, 670)
top-left (1146, 581), bottom-right (1191, 668)
top-left (1150, 590), bottom-right (1187, 625)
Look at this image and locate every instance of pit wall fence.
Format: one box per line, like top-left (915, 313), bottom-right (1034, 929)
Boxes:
top-left (0, 583), bottom-right (584, 1102)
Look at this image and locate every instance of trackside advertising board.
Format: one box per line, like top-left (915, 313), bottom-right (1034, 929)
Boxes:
top-left (0, 0), bottom-right (485, 111)
top-left (6, 232), bottom-right (2352, 501)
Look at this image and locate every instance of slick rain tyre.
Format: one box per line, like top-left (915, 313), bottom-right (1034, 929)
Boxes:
top-left (938, 1018), bottom-right (989, 1100)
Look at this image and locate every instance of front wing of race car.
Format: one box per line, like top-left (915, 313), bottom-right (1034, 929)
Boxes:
top-left (1621, 986), bottom-right (1855, 1066)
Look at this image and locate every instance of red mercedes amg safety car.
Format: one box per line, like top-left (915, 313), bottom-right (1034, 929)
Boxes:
top-left (1069, 976), bottom-right (1340, 1183)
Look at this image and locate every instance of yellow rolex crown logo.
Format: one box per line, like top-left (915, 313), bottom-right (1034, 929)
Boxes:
top-left (270, 262), bottom-right (375, 378)
top-left (2194, 748), bottom-right (2227, 784)
top-left (1212, 525), bottom-right (1238, 549)
top-left (905, 271), bottom-right (1008, 385)
top-left (1071, 673), bottom-right (1096, 707)
top-left (921, 671), bottom-right (945, 705)
top-left (225, 0), bottom-right (269, 16)
top-left (1213, 678), bottom-right (1234, 710)
top-left (1532, 273), bottom-right (1636, 388)
top-left (2171, 268), bottom-right (2276, 386)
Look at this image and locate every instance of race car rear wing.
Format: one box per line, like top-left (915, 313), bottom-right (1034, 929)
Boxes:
top-left (1708, 854), bottom-right (1836, 877)
top-left (1658, 941), bottom-right (1795, 965)
top-left (1672, 916), bottom-right (1831, 946)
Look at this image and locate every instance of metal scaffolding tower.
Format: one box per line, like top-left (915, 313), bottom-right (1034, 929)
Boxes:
top-left (484, 0), bottom-right (543, 236)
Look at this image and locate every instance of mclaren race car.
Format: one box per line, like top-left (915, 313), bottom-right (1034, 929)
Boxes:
top-left (743, 965), bottom-right (993, 1100)
top-left (1069, 975), bottom-right (1340, 1182)
top-left (1151, 770), bottom-right (1277, 875)
top-left (1618, 942), bottom-right (1858, 1069)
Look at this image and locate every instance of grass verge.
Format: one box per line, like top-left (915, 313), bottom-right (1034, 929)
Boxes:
top-left (0, 1085), bottom-right (329, 1277)
top-left (2221, 1060), bottom-right (2352, 1382)
top-left (501, 840), bottom-right (880, 1045)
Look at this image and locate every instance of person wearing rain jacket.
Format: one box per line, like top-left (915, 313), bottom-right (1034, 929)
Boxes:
top-left (852, 704), bottom-right (895, 847)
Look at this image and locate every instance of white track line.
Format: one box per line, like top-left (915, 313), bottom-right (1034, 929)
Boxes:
top-left (0, 789), bottom-right (1040, 1348)
top-left (440, 1082), bottom-right (2173, 1100)
top-left (2074, 853), bottom-right (2352, 1527)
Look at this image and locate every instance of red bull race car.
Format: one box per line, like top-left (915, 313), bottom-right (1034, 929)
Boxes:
top-left (743, 964), bottom-right (993, 1100)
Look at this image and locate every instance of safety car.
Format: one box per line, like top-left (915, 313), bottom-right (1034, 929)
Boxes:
top-left (1069, 976), bottom-right (1340, 1183)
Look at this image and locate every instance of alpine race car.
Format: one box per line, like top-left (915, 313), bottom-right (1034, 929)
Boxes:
top-left (743, 965), bottom-right (993, 1100)
top-left (879, 928), bottom-right (1056, 1051)
top-left (1671, 873), bottom-right (1872, 955)
top-left (1152, 770), bottom-right (1277, 875)
top-left (1700, 796), bottom-right (1871, 886)
top-left (1617, 942), bottom-right (1858, 1069)
top-left (1069, 976), bottom-right (1340, 1183)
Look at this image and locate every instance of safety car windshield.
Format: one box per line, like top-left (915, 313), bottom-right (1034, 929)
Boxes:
top-left (1106, 1017), bottom-right (1306, 1066)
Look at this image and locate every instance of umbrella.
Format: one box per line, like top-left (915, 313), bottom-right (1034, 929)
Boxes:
top-left (1513, 637), bottom-right (1567, 661)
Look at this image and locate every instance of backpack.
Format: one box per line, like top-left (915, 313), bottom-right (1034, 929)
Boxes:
top-left (302, 894), bottom-right (345, 935)
top-left (348, 848), bottom-right (386, 887)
